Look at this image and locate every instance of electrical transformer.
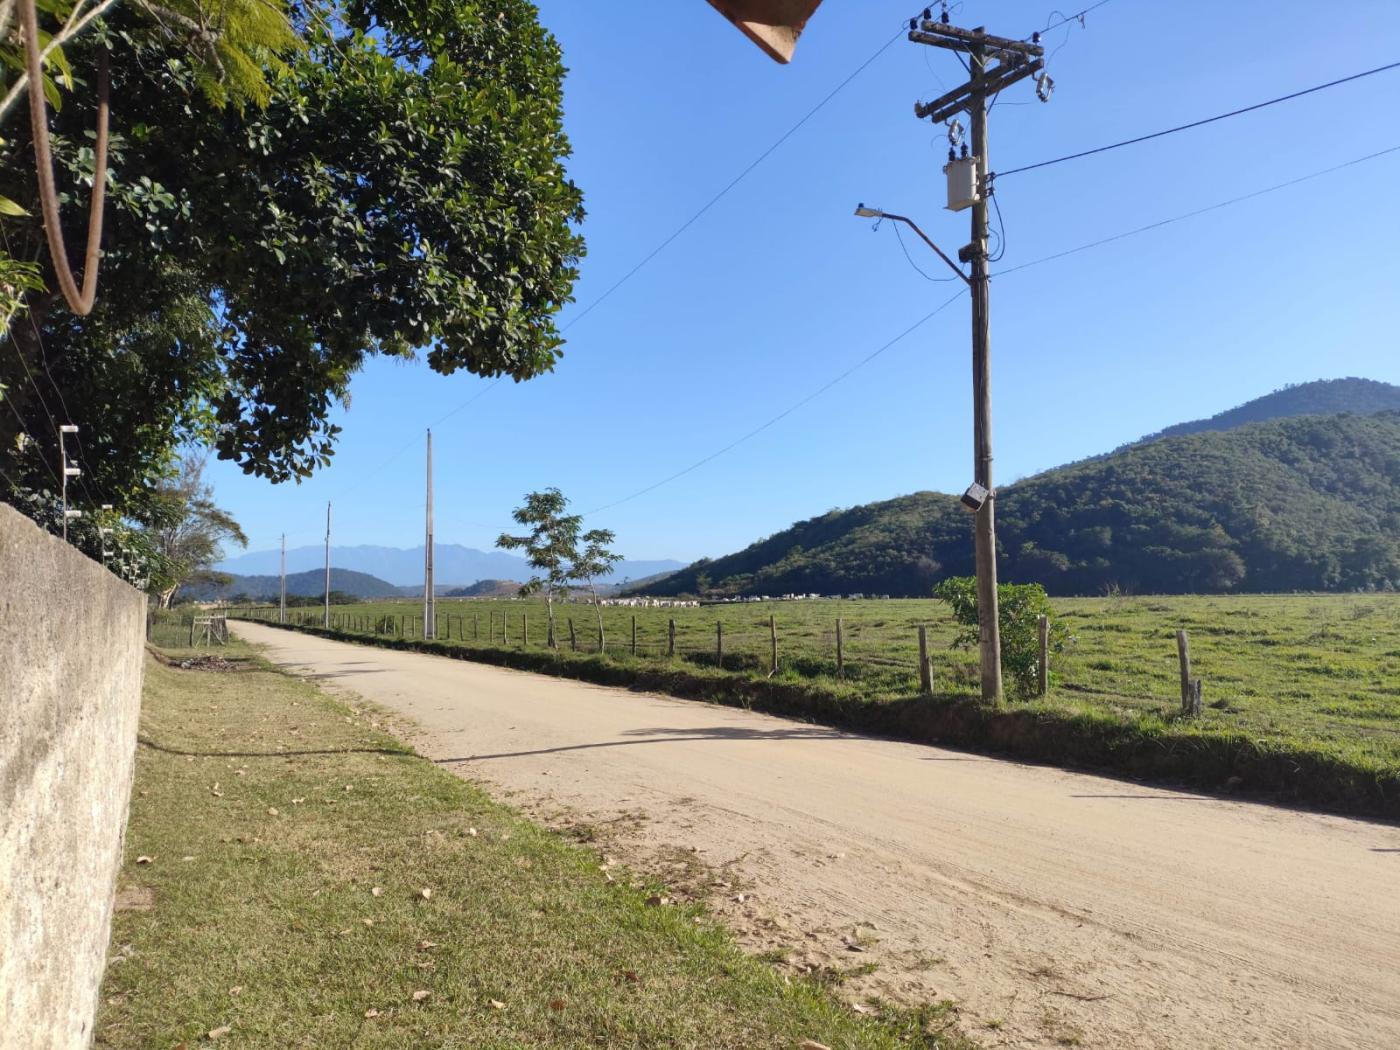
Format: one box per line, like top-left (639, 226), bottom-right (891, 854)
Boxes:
top-left (943, 155), bottom-right (979, 212)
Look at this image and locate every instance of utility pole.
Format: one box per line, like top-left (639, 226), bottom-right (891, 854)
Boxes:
top-left (279, 532), bottom-right (287, 624)
top-left (423, 428), bottom-right (435, 639)
top-left (324, 501), bottom-right (332, 629)
top-left (58, 423), bottom-right (80, 541)
top-left (907, 12), bottom-right (1046, 703)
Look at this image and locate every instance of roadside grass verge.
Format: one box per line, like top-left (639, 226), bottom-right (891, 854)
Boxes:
top-left (236, 617), bottom-right (1400, 821)
top-left (96, 647), bottom-right (973, 1049)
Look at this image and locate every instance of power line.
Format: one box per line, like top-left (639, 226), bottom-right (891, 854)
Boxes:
top-left (995, 144), bottom-right (1400, 278)
top-left (996, 59), bottom-right (1400, 179)
top-left (561, 26), bottom-right (905, 334)
top-left (585, 143), bottom-right (1400, 518)
top-left (582, 289), bottom-right (966, 516)
top-left (1039, 0), bottom-right (1114, 36)
top-left (333, 25), bottom-right (909, 495)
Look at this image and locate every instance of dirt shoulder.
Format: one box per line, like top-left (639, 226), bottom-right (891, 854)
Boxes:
top-left (234, 619), bottom-right (1400, 1050)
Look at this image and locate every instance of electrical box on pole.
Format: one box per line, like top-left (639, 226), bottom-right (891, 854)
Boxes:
top-left (944, 155), bottom-right (979, 211)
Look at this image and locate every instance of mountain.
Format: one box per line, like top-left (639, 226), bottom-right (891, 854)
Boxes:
top-left (1138, 378), bottom-right (1400, 444)
top-left (180, 568), bottom-right (401, 602)
top-left (444, 579), bottom-right (523, 597)
top-left (641, 412), bottom-right (1400, 598)
top-left (216, 542), bottom-right (682, 588)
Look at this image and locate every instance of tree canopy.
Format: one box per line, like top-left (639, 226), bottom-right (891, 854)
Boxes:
top-left (1, 0), bottom-right (583, 529)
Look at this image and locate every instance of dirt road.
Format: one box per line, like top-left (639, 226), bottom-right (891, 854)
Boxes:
top-left (232, 622), bottom-right (1400, 1049)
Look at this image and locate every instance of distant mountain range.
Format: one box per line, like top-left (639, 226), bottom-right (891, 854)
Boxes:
top-left (182, 568), bottom-right (402, 602)
top-left (216, 542), bottom-right (682, 589)
top-left (637, 379), bottom-right (1400, 598)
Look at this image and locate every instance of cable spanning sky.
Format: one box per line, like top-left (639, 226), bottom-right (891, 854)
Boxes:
top-left (212, 0), bottom-right (1400, 564)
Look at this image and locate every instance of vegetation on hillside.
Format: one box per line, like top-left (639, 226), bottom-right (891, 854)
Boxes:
top-left (646, 412), bottom-right (1400, 597)
top-left (1140, 378), bottom-right (1400, 443)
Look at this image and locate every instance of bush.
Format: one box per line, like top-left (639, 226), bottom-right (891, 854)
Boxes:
top-left (933, 576), bottom-right (1067, 699)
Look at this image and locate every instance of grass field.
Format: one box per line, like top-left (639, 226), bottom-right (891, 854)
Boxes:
top-left (225, 593), bottom-right (1400, 816)
top-left (99, 642), bottom-right (972, 1048)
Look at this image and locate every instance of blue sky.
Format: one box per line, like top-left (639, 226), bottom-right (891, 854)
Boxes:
top-left (212, 0), bottom-right (1400, 564)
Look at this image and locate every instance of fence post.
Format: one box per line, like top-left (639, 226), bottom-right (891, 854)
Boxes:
top-left (503, 613), bottom-right (509, 645)
top-left (189, 618), bottom-right (195, 647)
top-left (769, 613), bottom-right (778, 674)
top-left (918, 625), bottom-right (932, 694)
top-left (1037, 614), bottom-right (1049, 697)
top-left (836, 617), bottom-right (844, 676)
top-left (716, 621), bottom-right (723, 668)
top-left (631, 615), bottom-right (637, 656)
top-left (1177, 629), bottom-right (1203, 715)
top-left (569, 617), bottom-right (577, 651)
top-left (474, 613), bottom-right (480, 641)
top-left (523, 613), bottom-right (528, 648)
top-left (668, 618), bottom-right (676, 658)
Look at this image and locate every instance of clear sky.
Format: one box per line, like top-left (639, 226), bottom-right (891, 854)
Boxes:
top-left (211, 0), bottom-right (1400, 564)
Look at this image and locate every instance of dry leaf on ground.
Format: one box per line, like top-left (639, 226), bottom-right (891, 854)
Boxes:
top-left (411, 990), bottom-right (431, 1003)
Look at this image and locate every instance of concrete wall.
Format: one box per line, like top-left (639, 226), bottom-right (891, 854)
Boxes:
top-left (0, 503), bottom-right (146, 1049)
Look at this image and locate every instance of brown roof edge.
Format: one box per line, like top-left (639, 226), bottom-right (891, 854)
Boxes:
top-left (705, 0), bottom-right (826, 64)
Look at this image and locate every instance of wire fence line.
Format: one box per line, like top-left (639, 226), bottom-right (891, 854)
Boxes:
top-left (227, 602), bottom-right (958, 692)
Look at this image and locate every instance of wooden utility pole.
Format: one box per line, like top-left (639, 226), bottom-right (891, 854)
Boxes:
top-left (907, 16), bottom-right (1044, 703)
top-left (279, 533), bottom-right (286, 625)
top-left (323, 501), bottom-right (332, 629)
top-left (424, 429), bottom-right (436, 639)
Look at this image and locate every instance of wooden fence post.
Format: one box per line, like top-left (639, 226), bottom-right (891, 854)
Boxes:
top-left (523, 612), bottom-right (528, 648)
top-left (769, 614), bottom-right (778, 674)
top-left (836, 617), bottom-right (844, 676)
top-left (474, 613), bottom-right (480, 641)
top-left (569, 617), bottom-right (577, 651)
top-left (668, 618), bottom-right (676, 658)
top-left (716, 621), bottom-right (723, 668)
top-left (1038, 614), bottom-right (1049, 697)
top-left (188, 618), bottom-right (195, 647)
top-left (631, 615), bottom-right (637, 656)
top-left (918, 625), bottom-right (932, 694)
top-left (503, 613), bottom-right (510, 645)
top-left (1177, 629), bottom-right (1203, 715)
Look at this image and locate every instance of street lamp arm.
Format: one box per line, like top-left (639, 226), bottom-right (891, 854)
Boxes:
top-left (876, 212), bottom-right (970, 285)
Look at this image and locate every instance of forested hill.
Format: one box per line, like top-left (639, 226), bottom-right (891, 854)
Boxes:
top-left (1139, 378), bottom-right (1400, 443)
top-left (644, 412), bottom-right (1400, 598)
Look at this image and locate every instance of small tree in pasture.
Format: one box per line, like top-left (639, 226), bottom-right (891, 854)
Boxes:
top-left (497, 489), bottom-right (581, 649)
top-left (574, 528), bottom-right (622, 652)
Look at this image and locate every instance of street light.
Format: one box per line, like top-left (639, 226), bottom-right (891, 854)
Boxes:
top-left (852, 204), bottom-right (970, 285)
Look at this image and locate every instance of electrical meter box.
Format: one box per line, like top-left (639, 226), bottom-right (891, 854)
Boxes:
top-left (943, 155), bottom-right (979, 212)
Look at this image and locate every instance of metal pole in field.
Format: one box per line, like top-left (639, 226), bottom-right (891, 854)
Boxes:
top-left (323, 501), bottom-right (332, 629)
top-left (423, 428), bottom-right (435, 639)
top-left (279, 533), bottom-right (287, 624)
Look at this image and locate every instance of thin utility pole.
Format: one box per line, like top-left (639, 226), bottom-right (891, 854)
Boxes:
top-left (279, 532), bottom-right (287, 624)
top-left (423, 428), bottom-right (435, 639)
top-left (324, 501), bottom-right (332, 629)
top-left (907, 14), bottom-right (1044, 703)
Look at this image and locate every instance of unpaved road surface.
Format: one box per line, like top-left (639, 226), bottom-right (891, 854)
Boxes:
top-left (233, 622), bottom-right (1400, 1049)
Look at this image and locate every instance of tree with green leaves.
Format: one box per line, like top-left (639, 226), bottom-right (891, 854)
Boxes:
top-left (2, 0), bottom-right (584, 536)
top-left (139, 452), bottom-right (246, 606)
top-left (574, 526), bottom-right (621, 652)
top-left (496, 488), bottom-right (580, 650)
top-left (934, 576), bottom-right (1067, 700)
